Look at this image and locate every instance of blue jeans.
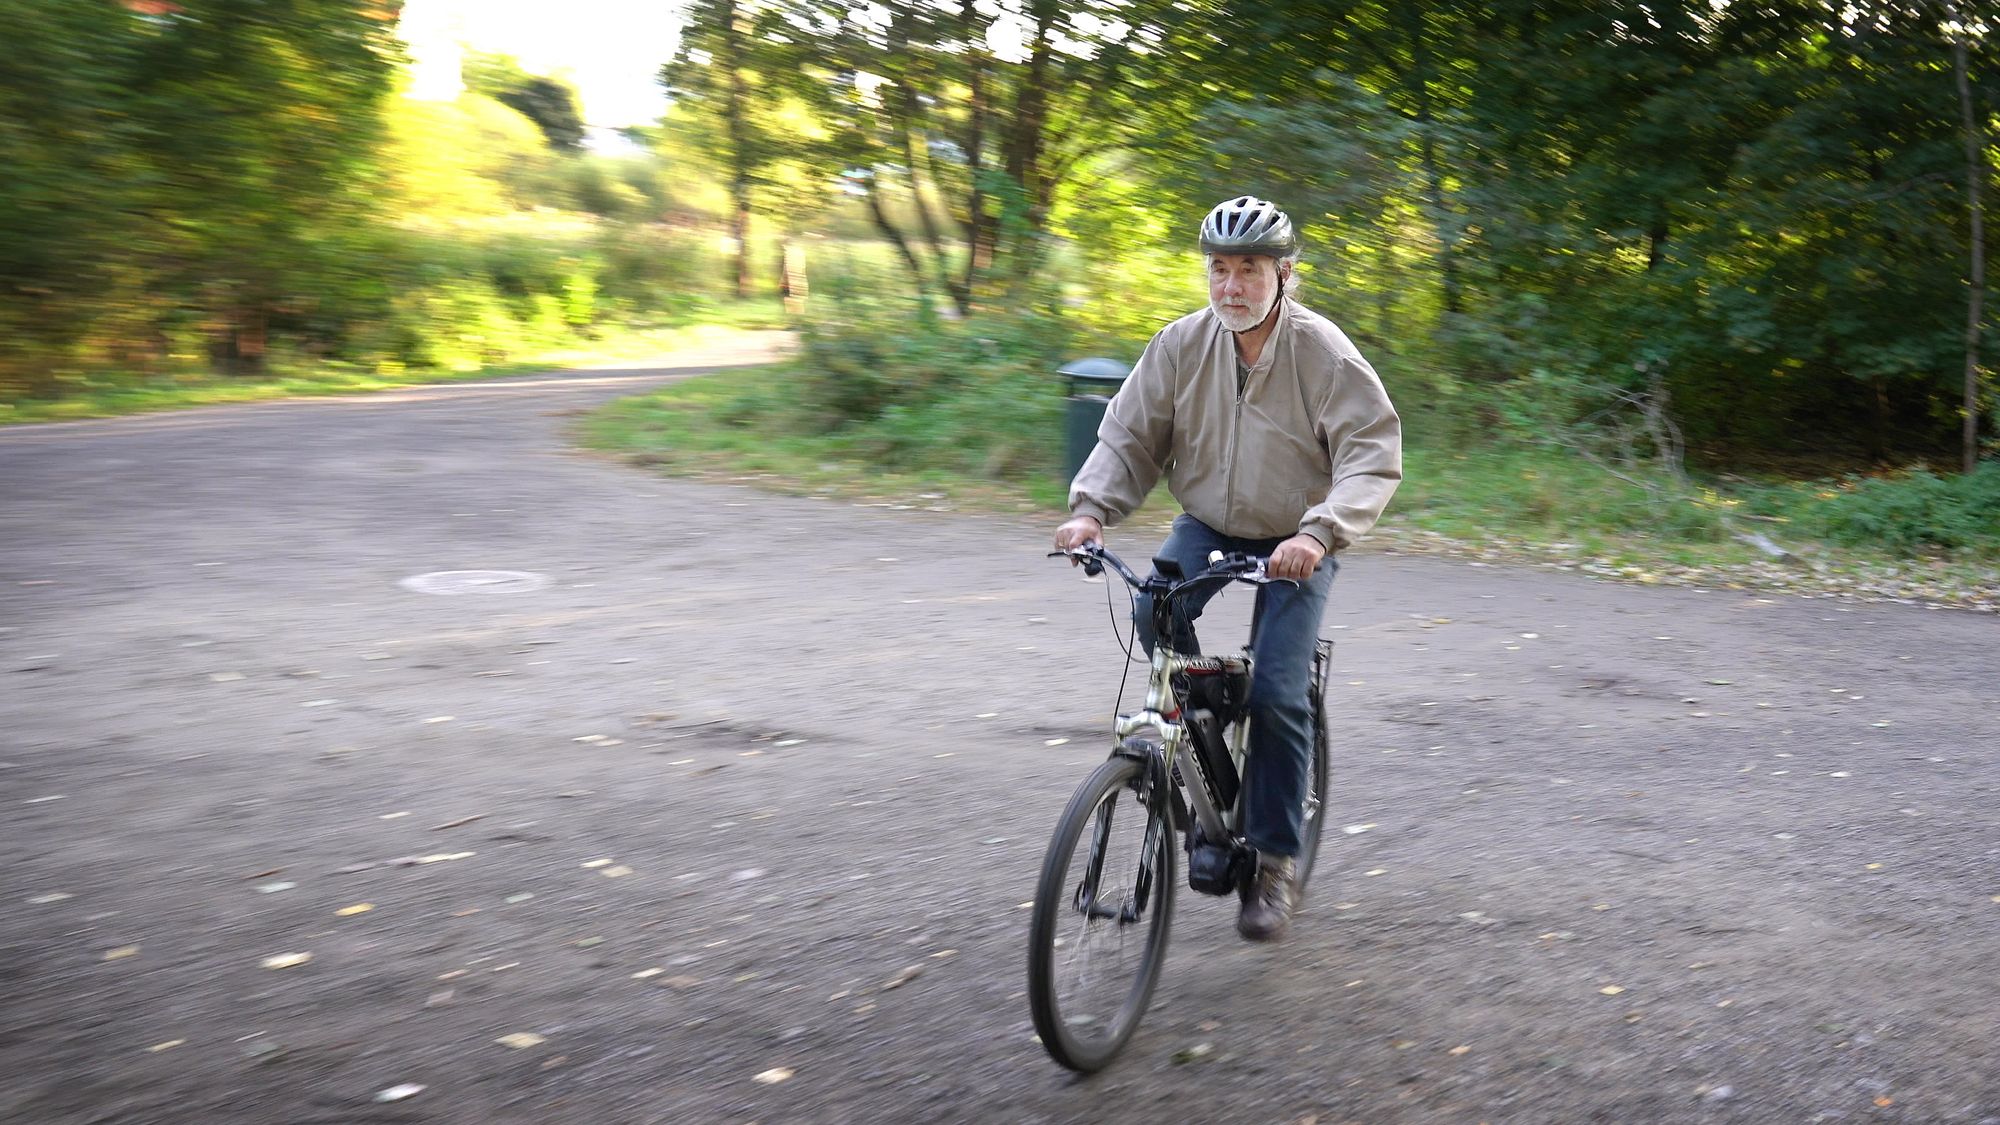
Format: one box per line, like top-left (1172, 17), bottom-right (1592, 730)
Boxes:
top-left (1134, 515), bottom-right (1336, 858)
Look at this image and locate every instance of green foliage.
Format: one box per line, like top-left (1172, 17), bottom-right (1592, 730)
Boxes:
top-left (0, 0), bottom-right (403, 390)
top-left (462, 50), bottom-right (585, 151)
top-left (1785, 463), bottom-right (2000, 554)
top-left (383, 92), bottom-right (553, 216)
top-left (786, 288), bottom-right (1071, 476)
top-left (600, 283), bottom-right (1073, 484)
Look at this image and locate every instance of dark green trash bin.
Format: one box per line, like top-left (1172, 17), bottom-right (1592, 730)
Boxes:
top-left (1059, 357), bottom-right (1131, 482)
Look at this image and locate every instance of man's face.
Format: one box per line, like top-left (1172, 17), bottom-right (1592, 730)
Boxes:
top-left (1207, 253), bottom-right (1281, 332)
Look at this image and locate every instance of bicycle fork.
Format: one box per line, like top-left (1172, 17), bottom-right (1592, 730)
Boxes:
top-left (1072, 757), bottom-right (1172, 925)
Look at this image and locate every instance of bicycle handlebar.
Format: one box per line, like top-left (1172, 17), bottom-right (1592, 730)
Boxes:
top-left (1046, 542), bottom-right (1297, 595)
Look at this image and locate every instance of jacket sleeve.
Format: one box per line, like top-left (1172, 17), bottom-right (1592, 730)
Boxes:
top-left (1067, 330), bottom-right (1177, 527)
top-left (1298, 351), bottom-right (1402, 551)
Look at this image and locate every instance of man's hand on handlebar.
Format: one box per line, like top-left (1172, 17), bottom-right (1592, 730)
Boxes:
top-left (1053, 515), bottom-right (1104, 563)
top-left (1267, 533), bottom-right (1327, 581)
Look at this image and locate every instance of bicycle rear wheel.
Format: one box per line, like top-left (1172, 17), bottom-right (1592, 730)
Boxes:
top-left (1027, 754), bottom-right (1176, 1072)
top-left (1292, 678), bottom-right (1332, 895)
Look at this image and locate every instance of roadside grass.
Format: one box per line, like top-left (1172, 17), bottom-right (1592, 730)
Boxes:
top-left (579, 362), bottom-right (1073, 513)
top-left (0, 301), bottom-right (790, 426)
top-left (585, 361), bottom-right (1999, 612)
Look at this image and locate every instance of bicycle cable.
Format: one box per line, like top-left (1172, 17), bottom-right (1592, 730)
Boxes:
top-left (1102, 568), bottom-right (1142, 724)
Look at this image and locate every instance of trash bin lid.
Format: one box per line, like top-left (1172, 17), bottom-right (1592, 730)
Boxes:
top-left (1058, 357), bottom-right (1130, 392)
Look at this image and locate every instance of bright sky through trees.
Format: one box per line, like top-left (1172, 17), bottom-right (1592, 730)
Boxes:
top-left (399, 0), bottom-right (684, 126)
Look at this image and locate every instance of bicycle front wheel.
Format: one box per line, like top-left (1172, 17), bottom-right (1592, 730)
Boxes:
top-left (1027, 754), bottom-right (1176, 1073)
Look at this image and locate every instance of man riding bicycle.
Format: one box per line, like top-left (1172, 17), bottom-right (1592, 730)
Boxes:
top-left (1053, 195), bottom-right (1403, 942)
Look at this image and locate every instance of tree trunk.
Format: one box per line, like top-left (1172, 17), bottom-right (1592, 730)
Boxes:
top-left (210, 302), bottom-right (268, 377)
top-left (1000, 0), bottom-right (1056, 282)
top-left (1950, 7), bottom-right (1987, 472)
top-left (723, 0), bottom-right (752, 299)
top-left (779, 236), bottom-right (807, 316)
top-left (960, 0), bottom-right (992, 295)
top-left (1401, 4), bottom-right (1462, 315)
top-left (895, 88), bottom-right (970, 315)
top-left (730, 197), bottom-right (751, 300)
top-left (865, 174), bottom-right (928, 304)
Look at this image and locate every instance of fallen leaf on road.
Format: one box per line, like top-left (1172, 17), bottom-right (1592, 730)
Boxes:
top-left (1172, 1043), bottom-right (1214, 1064)
top-left (103, 946), bottom-right (139, 961)
top-left (1449, 1045), bottom-right (1471, 1056)
top-left (754, 1067), bottom-right (794, 1084)
top-left (253, 881), bottom-right (295, 894)
top-left (375, 1084), bottom-right (424, 1103)
top-left (431, 814), bottom-right (486, 830)
top-left (336, 903), bottom-right (374, 916)
top-left (601, 865), bottom-right (634, 878)
top-left (1599, 985), bottom-right (1626, 995)
top-left (582, 859), bottom-right (613, 869)
top-left (495, 1033), bottom-right (545, 1050)
top-left (146, 1039), bottom-right (184, 1053)
top-left (882, 964), bottom-right (924, 990)
top-left (260, 953), bottom-right (312, 970)
top-left (28, 892), bottom-right (72, 904)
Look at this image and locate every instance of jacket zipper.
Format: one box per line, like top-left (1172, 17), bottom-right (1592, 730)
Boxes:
top-left (1223, 356), bottom-right (1245, 532)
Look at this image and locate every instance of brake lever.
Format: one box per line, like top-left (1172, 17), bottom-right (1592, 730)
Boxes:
top-left (1047, 547), bottom-right (1106, 578)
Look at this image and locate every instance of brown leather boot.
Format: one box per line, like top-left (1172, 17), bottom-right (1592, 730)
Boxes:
top-left (1237, 854), bottom-right (1296, 942)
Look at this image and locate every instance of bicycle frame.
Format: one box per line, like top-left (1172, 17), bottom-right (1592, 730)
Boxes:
top-left (1116, 645), bottom-right (1248, 847)
top-left (1056, 544), bottom-right (1275, 851)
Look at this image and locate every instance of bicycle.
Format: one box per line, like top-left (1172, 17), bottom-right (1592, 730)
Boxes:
top-left (1027, 541), bottom-right (1332, 1073)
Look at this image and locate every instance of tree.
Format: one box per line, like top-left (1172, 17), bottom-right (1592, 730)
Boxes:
top-left (781, 0), bottom-right (1204, 313)
top-left (662, 0), bottom-right (843, 298)
top-left (464, 51), bottom-right (585, 151)
top-left (123, 0), bottom-right (403, 375)
top-left (1945, 0), bottom-right (1990, 471)
top-left (0, 0), bottom-right (150, 394)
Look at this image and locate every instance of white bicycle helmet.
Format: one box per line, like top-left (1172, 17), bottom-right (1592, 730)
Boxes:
top-left (1199, 196), bottom-right (1297, 256)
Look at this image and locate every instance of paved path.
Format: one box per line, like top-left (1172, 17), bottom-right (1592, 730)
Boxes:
top-left (3, 338), bottom-right (1998, 1124)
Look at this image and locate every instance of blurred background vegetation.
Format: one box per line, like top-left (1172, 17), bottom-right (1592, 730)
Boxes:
top-left (2, 0), bottom-right (1996, 560)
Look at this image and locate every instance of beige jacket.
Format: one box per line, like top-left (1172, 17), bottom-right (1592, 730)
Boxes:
top-left (1069, 299), bottom-right (1402, 550)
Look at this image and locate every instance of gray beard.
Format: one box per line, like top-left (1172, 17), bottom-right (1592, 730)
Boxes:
top-left (1210, 293), bottom-right (1277, 333)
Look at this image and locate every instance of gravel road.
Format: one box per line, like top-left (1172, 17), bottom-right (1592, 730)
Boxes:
top-left (4, 337), bottom-right (1997, 1124)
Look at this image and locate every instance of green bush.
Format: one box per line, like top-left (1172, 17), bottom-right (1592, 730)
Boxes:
top-left (1796, 463), bottom-right (2000, 554)
top-left (780, 292), bottom-right (1073, 480)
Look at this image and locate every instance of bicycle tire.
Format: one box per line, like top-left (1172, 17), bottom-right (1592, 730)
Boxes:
top-left (1291, 684), bottom-right (1332, 895)
top-left (1027, 754), bottom-right (1176, 1072)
